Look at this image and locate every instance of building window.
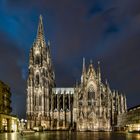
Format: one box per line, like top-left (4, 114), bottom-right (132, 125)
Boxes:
top-left (36, 74), bottom-right (39, 85)
top-left (88, 86), bottom-right (95, 106)
top-left (35, 55), bottom-right (40, 65)
top-left (60, 95), bottom-right (63, 109)
top-left (79, 100), bottom-right (82, 107)
top-left (54, 95), bottom-right (57, 109)
top-left (65, 96), bottom-right (69, 110)
top-left (101, 93), bottom-right (104, 100)
top-left (2, 118), bottom-right (7, 131)
top-left (88, 91), bottom-right (95, 100)
top-left (39, 95), bottom-right (42, 106)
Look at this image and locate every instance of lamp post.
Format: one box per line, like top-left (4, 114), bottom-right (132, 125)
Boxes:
top-left (25, 120), bottom-right (27, 129)
top-left (20, 119), bottom-right (27, 131)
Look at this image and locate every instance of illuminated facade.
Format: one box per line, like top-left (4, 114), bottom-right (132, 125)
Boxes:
top-left (26, 15), bottom-right (127, 131)
top-left (0, 80), bottom-right (19, 132)
top-left (73, 60), bottom-right (127, 131)
top-left (118, 105), bottom-right (140, 132)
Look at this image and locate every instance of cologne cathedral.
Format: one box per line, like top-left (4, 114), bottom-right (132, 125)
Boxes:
top-left (26, 15), bottom-right (127, 131)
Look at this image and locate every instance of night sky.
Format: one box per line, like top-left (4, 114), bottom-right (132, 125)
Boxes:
top-left (0, 0), bottom-right (140, 119)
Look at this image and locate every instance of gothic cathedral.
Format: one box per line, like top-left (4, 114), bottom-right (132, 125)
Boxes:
top-left (26, 15), bottom-right (127, 131)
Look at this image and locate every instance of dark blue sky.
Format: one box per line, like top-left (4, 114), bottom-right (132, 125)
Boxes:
top-left (0, 0), bottom-right (140, 118)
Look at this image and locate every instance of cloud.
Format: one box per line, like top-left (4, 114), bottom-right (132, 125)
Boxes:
top-left (0, 0), bottom-right (140, 118)
top-left (100, 31), bottom-right (140, 107)
top-left (0, 31), bottom-right (26, 118)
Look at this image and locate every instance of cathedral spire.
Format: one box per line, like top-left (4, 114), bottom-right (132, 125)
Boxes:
top-left (81, 57), bottom-right (86, 84)
top-left (105, 79), bottom-right (108, 86)
top-left (87, 59), bottom-right (96, 77)
top-left (97, 61), bottom-right (101, 82)
top-left (75, 80), bottom-right (78, 88)
top-left (89, 59), bottom-right (94, 70)
top-left (36, 15), bottom-right (45, 42)
top-left (82, 57), bottom-right (86, 74)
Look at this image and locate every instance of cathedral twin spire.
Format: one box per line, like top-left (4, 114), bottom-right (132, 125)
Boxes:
top-left (27, 15), bottom-right (127, 130)
top-left (36, 15), bottom-right (45, 43)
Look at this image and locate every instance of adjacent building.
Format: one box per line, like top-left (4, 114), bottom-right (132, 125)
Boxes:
top-left (0, 80), bottom-right (12, 114)
top-left (26, 15), bottom-right (127, 131)
top-left (118, 104), bottom-right (140, 132)
top-left (0, 80), bottom-right (19, 132)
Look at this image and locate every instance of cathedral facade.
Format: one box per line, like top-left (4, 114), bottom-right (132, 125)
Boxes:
top-left (26, 15), bottom-right (127, 131)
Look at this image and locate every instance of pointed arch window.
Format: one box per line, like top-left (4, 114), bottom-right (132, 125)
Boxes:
top-left (101, 93), bottom-right (104, 100)
top-left (88, 87), bottom-right (95, 100)
top-left (43, 68), bottom-right (46, 76)
top-left (65, 95), bottom-right (69, 110)
top-left (39, 95), bottom-right (42, 106)
top-left (88, 91), bottom-right (95, 100)
top-left (35, 55), bottom-right (40, 65)
top-left (35, 74), bottom-right (39, 85)
top-left (88, 86), bottom-right (95, 106)
top-left (60, 95), bottom-right (63, 110)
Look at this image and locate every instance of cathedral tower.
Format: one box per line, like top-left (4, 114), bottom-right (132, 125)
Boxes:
top-left (26, 15), bottom-right (55, 129)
